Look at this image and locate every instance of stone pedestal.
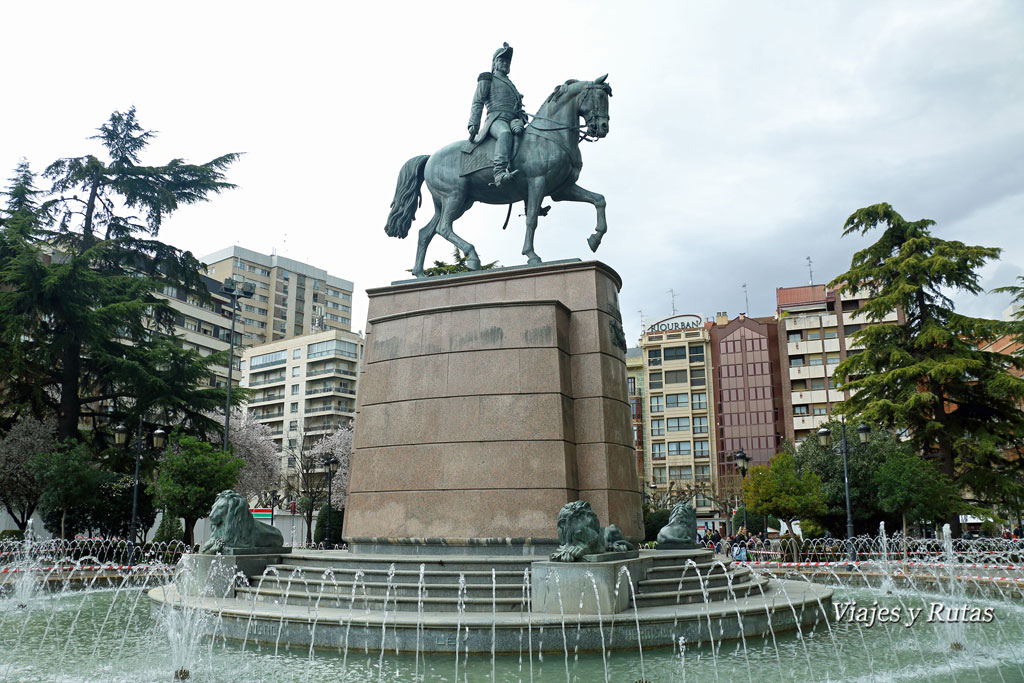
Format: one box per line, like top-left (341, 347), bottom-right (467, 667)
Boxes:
top-left (177, 552), bottom-right (287, 598)
top-left (343, 260), bottom-right (643, 546)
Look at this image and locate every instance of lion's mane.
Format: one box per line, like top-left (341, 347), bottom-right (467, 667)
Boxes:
top-left (198, 490), bottom-right (284, 554)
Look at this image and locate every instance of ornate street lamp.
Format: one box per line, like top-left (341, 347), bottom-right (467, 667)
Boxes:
top-left (818, 419), bottom-right (871, 563)
top-left (117, 421), bottom-right (168, 565)
top-left (221, 278), bottom-right (255, 451)
top-left (735, 449), bottom-right (750, 532)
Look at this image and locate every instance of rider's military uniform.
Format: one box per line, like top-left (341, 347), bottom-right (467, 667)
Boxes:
top-left (468, 43), bottom-right (528, 186)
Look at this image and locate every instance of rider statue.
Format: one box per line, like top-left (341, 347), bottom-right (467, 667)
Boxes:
top-left (468, 42), bottom-right (529, 187)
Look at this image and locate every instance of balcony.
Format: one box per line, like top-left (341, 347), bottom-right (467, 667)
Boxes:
top-left (305, 405), bottom-right (353, 415)
top-left (249, 393), bottom-right (285, 404)
top-left (827, 389), bottom-right (846, 402)
top-left (253, 409), bottom-right (284, 419)
top-left (250, 358), bottom-right (286, 370)
top-left (789, 365), bottom-right (825, 380)
top-left (248, 375), bottom-right (286, 387)
top-left (823, 338), bottom-right (841, 353)
top-left (306, 386), bottom-right (356, 397)
top-left (791, 389), bottom-right (828, 404)
top-left (785, 314), bottom-right (835, 331)
top-left (793, 414), bottom-right (829, 430)
top-left (306, 366), bottom-right (357, 378)
top-left (843, 309), bottom-right (898, 326)
top-left (787, 339), bottom-right (823, 355)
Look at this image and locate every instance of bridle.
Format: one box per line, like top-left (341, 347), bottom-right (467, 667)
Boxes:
top-left (527, 84), bottom-right (609, 142)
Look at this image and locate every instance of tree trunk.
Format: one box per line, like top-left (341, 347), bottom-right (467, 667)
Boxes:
top-left (306, 508), bottom-right (314, 544)
top-left (57, 339), bottom-right (82, 441)
top-left (902, 512), bottom-right (908, 561)
top-left (61, 507), bottom-right (67, 540)
top-left (184, 516), bottom-right (196, 547)
top-left (935, 432), bottom-right (962, 537)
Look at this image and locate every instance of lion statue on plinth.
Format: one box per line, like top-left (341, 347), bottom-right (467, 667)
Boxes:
top-left (198, 490), bottom-right (285, 554)
top-left (656, 500), bottom-right (698, 550)
top-left (550, 500), bottom-right (634, 562)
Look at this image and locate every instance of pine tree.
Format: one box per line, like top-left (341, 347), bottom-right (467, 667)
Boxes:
top-left (830, 203), bottom-right (1024, 535)
top-left (0, 109), bottom-right (242, 440)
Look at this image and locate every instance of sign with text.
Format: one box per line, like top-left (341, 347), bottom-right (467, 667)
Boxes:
top-left (646, 314), bottom-right (703, 334)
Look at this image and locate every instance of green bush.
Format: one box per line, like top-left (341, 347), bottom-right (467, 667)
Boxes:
top-left (314, 504), bottom-right (344, 547)
top-left (152, 513), bottom-right (184, 544)
top-left (643, 508), bottom-right (671, 542)
top-left (0, 529), bottom-right (25, 542)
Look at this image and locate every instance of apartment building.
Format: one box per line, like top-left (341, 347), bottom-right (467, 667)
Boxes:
top-left (625, 348), bottom-right (646, 486)
top-left (200, 246), bottom-right (355, 346)
top-left (776, 284), bottom-right (901, 443)
top-left (240, 329), bottom-right (364, 465)
top-left (709, 313), bottom-right (785, 476)
top-left (155, 275), bottom-right (237, 388)
top-left (638, 314), bottom-right (718, 519)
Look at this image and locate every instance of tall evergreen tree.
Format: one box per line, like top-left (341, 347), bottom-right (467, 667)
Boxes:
top-left (0, 109), bottom-right (242, 439)
top-left (830, 203), bottom-right (1024, 534)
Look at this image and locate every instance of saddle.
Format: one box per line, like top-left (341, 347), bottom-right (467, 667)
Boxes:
top-left (460, 135), bottom-right (522, 178)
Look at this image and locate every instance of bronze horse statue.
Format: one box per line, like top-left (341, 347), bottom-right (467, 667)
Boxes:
top-left (385, 75), bottom-right (612, 278)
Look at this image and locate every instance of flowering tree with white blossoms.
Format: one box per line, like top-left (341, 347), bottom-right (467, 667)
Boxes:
top-left (228, 411), bottom-right (281, 506)
top-left (308, 426), bottom-right (353, 510)
top-left (0, 416), bottom-right (59, 530)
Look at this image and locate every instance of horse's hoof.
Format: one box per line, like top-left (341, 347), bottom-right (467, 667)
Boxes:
top-left (526, 256), bottom-right (543, 266)
top-left (412, 270), bottom-right (426, 279)
top-left (466, 257), bottom-right (481, 271)
top-left (587, 233), bottom-right (601, 253)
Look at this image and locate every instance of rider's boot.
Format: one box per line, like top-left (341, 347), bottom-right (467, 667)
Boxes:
top-left (492, 155), bottom-right (516, 187)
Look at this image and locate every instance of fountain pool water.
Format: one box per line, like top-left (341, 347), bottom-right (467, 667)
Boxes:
top-left (4, 533), bottom-right (1024, 681)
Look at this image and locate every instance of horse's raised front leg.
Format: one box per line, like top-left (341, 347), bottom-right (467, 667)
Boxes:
top-left (551, 183), bottom-right (607, 253)
top-left (522, 177), bottom-right (547, 266)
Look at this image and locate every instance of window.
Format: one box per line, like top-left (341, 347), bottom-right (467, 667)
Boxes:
top-left (668, 441), bottom-right (691, 456)
top-left (650, 396), bottom-right (663, 413)
top-left (291, 384), bottom-right (299, 395)
top-left (290, 402), bottom-right (298, 413)
top-left (691, 369), bottom-right (706, 387)
top-left (824, 329), bottom-right (838, 339)
top-left (790, 356), bottom-right (805, 366)
top-left (666, 393), bottom-right (689, 409)
top-left (689, 344), bottom-right (705, 363)
top-left (826, 353), bottom-right (841, 365)
top-left (806, 330), bottom-right (821, 340)
top-left (788, 332), bottom-right (802, 343)
top-left (828, 378), bottom-right (837, 390)
top-left (669, 466), bottom-right (691, 480)
top-left (293, 348), bottom-right (302, 359)
top-left (664, 346), bottom-right (686, 361)
top-left (665, 370), bottom-right (688, 384)
top-left (652, 467), bottom-right (667, 484)
top-left (695, 493), bottom-right (714, 508)
top-left (627, 376), bottom-right (636, 395)
top-left (693, 416), bottom-right (709, 434)
top-left (649, 372), bottom-right (663, 390)
top-left (651, 442), bottom-right (666, 460)
top-left (308, 339), bottom-right (358, 359)
top-left (794, 405), bottom-right (809, 415)
top-left (667, 417), bottom-right (689, 432)
top-left (691, 392), bottom-right (707, 410)
top-left (813, 406), bottom-right (827, 415)
top-left (647, 349), bottom-right (662, 367)
top-left (695, 464), bottom-right (711, 480)
top-left (810, 379), bottom-right (826, 390)
top-left (791, 380), bottom-right (807, 391)
top-left (289, 420), bottom-right (298, 431)
top-left (650, 419), bottom-right (664, 436)
top-left (808, 355), bottom-right (824, 366)
top-left (250, 350), bottom-right (287, 369)
top-left (292, 366), bottom-right (301, 377)
top-left (694, 440), bottom-right (710, 457)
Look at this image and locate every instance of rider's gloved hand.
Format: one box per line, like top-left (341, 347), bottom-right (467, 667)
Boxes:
top-left (468, 125), bottom-right (478, 139)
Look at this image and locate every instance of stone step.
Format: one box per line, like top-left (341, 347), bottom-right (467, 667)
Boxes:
top-left (644, 557), bottom-right (734, 576)
top-left (260, 564), bottom-right (529, 585)
top-left (280, 552), bottom-right (536, 574)
top-left (242, 576), bottom-right (530, 600)
top-left (638, 566), bottom-right (754, 593)
top-left (235, 585), bottom-right (529, 612)
top-left (634, 576), bottom-right (771, 608)
top-left (645, 549), bottom-right (717, 567)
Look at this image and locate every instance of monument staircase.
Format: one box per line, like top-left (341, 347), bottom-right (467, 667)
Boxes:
top-left (232, 547), bottom-right (767, 614)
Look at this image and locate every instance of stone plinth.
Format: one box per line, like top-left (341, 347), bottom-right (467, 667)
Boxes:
top-left (343, 260), bottom-right (643, 545)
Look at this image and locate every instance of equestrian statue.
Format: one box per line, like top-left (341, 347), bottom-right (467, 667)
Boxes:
top-left (385, 43), bottom-right (612, 278)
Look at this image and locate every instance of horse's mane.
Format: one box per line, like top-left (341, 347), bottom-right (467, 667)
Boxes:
top-left (543, 78), bottom-right (613, 106)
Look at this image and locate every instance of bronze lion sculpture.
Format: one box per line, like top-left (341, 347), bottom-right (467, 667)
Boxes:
top-left (198, 490), bottom-right (284, 554)
top-left (656, 500), bottom-right (698, 550)
top-left (550, 500), bottom-right (634, 562)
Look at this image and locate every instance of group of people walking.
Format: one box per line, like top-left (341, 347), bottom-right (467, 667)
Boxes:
top-left (697, 527), bottom-right (772, 561)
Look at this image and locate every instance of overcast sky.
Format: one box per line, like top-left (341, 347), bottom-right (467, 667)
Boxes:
top-left (2, 1), bottom-right (1022, 340)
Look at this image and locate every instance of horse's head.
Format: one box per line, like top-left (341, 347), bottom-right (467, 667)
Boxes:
top-left (540, 75), bottom-right (612, 139)
top-left (580, 74), bottom-right (612, 139)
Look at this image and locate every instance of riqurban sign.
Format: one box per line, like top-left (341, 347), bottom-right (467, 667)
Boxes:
top-left (647, 314), bottom-right (703, 333)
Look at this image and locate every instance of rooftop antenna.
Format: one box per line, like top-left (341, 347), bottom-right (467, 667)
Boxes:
top-left (806, 256), bottom-right (814, 286)
top-left (667, 289), bottom-right (678, 316)
top-left (742, 283), bottom-right (749, 315)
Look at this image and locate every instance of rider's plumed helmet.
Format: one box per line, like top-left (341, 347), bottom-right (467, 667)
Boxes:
top-left (492, 42), bottom-right (513, 70)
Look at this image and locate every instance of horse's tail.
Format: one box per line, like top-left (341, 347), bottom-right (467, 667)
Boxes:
top-left (384, 155), bottom-right (430, 239)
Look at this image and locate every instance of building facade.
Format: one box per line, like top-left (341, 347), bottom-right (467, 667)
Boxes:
top-left (776, 284), bottom-right (900, 443)
top-left (155, 274), bottom-right (237, 388)
top-left (625, 347), bottom-right (646, 488)
top-left (638, 314), bottom-right (718, 518)
top-left (709, 313), bottom-right (785, 477)
top-left (240, 329), bottom-right (364, 467)
top-left (200, 246), bottom-right (355, 346)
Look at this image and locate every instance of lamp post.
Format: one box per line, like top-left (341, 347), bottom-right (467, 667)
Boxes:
top-left (735, 449), bottom-right (750, 532)
top-left (222, 278), bottom-right (255, 452)
top-left (115, 421), bottom-right (166, 565)
top-left (818, 419), bottom-right (870, 563)
top-left (323, 456), bottom-right (339, 548)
